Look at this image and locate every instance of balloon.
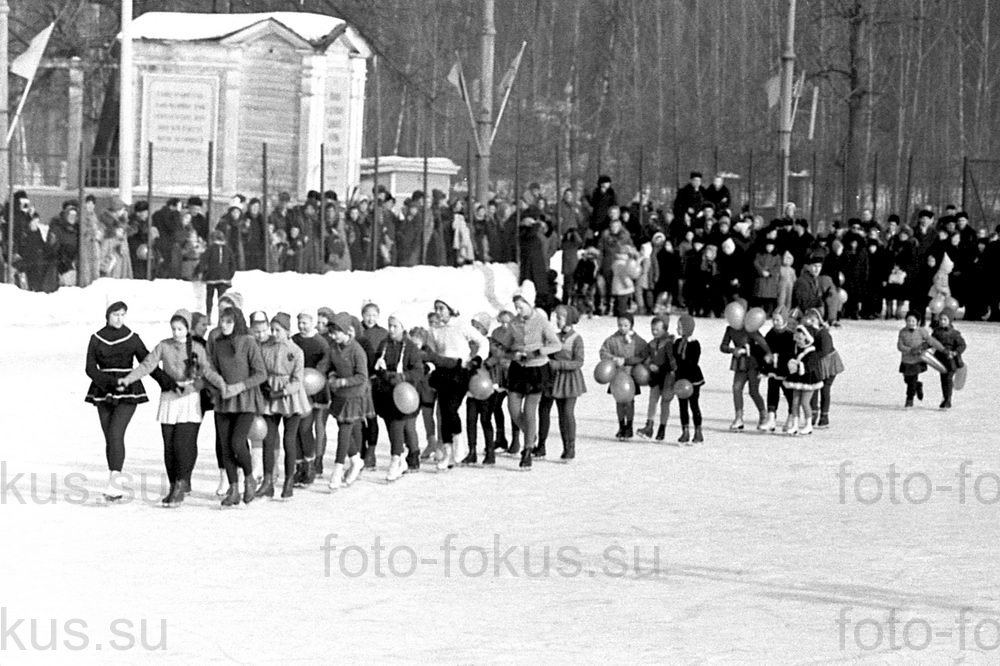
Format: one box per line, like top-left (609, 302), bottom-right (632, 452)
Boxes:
top-left (674, 379), bottom-right (694, 400)
top-left (787, 358), bottom-right (799, 374)
top-left (468, 371), bottom-right (494, 400)
top-left (593, 359), bottom-right (617, 385)
top-left (744, 307), bottom-right (767, 333)
top-left (631, 363), bottom-right (651, 387)
top-left (136, 244), bottom-right (149, 261)
top-left (944, 296), bottom-right (960, 312)
top-left (928, 296), bottom-right (946, 315)
top-left (838, 288), bottom-right (849, 305)
top-left (724, 301), bottom-right (746, 330)
top-left (302, 368), bottom-right (326, 396)
top-left (625, 259), bottom-right (642, 280)
top-left (921, 350), bottom-right (948, 374)
top-left (249, 415), bottom-right (268, 441)
top-left (392, 381), bottom-right (420, 414)
top-left (610, 371), bottom-right (636, 403)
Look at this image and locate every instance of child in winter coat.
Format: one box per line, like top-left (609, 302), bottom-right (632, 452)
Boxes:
top-left (931, 308), bottom-right (966, 409)
top-left (637, 315), bottom-right (676, 441)
top-left (537, 304), bottom-right (586, 460)
top-left (572, 247), bottom-right (600, 317)
top-left (776, 250), bottom-right (796, 314)
top-left (782, 325), bottom-right (824, 435)
top-left (180, 228), bottom-right (206, 280)
top-left (598, 313), bottom-right (649, 439)
top-left (462, 312), bottom-right (498, 465)
top-left (610, 250), bottom-right (640, 317)
top-left (720, 313), bottom-right (772, 430)
top-left (198, 230), bottom-right (236, 321)
top-left (896, 311), bottom-right (945, 407)
top-left (489, 310), bottom-right (521, 454)
top-left (763, 311), bottom-right (795, 431)
top-left (636, 242), bottom-right (655, 314)
top-left (371, 313), bottom-right (425, 479)
top-left (408, 327), bottom-right (439, 461)
top-left (673, 314), bottom-right (705, 443)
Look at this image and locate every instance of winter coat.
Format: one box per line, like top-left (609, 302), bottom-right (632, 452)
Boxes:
top-left (792, 271), bottom-right (839, 320)
top-left (599, 331), bottom-right (649, 368)
top-left (720, 326), bottom-right (771, 372)
top-left (931, 326), bottom-right (966, 371)
top-left (199, 241), bottom-right (236, 283)
top-left (208, 332), bottom-right (267, 413)
top-left (897, 326), bottom-right (944, 366)
top-left (259, 337), bottom-right (311, 416)
top-left (85, 325), bottom-right (154, 405)
top-left (371, 337), bottom-right (425, 418)
top-left (672, 337), bottom-right (704, 385)
top-left (753, 252), bottom-right (782, 299)
top-left (548, 329), bottom-right (586, 399)
top-left (509, 309), bottom-right (561, 368)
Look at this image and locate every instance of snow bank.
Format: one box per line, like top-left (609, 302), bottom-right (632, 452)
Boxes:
top-left (0, 263), bottom-right (520, 328)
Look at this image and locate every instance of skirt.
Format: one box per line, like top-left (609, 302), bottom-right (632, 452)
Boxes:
top-left (899, 361), bottom-right (926, 377)
top-left (156, 391), bottom-right (203, 424)
top-left (819, 350), bottom-right (845, 379)
top-left (331, 391), bottom-right (375, 424)
top-left (550, 369), bottom-right (587, 399)
top-left (507, 362), bottom-right (553, 395)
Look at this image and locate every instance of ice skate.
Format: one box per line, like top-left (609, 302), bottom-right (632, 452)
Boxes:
top-left (763, 411), bottom-right (777, 432)
top-left (786, 417), bottom-right (799, 436)
top-left (345, 454), bottom-right (364, 486)
top-left (799, 422), bottom-right (814, 436)
top-left (328, 463), bottom-right (345, 490)
top-left (242, 477), bottom-right (256, 504)
top-left (386, 456), bottom-right (406, 482)
top-left (215, 469), bottom-right (228, 496)
top-left (677, 426), bottom-right (690, 444)
top-left (637, 420), bottom-right (654, 438)
top-left (460, 450), bottom-right (477, 465)
top-left (756, 413), bottom-right (769, 431)
top-left (436, 444), bottom-right (453, 471)
top-left (519, 448), bottom-right (532, 470)
top-left (729, 413), bottom-right (744, 431)
top-left (816, 414), bottom-right (830, 429)
top-left (939, 399), bottom-right (952, 409)
top-left (280, 476), bottom-right (294, 499)
top-left (254, 474), bottom-right (274, 498)
top-left (655, 424), bottom-right (666, 441)
top-left (103, 472), bottom-right (125, 502)
top-left (220, 484), bottom-right (241, 507)
top-left (915, 381), bottom-right (924, 401)
top-left (482, 447), bottom-right (496, 465)
top-left (405, 450), bottom-right (421, 472)
top-left (692, 426), bottom-right (703, 444)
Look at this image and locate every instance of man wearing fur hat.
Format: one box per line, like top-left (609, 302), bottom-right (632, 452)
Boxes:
top-left (792, 254), bottom-right (839, 322)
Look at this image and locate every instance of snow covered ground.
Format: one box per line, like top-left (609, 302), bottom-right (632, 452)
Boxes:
top-left (1, 266), bottom-right (998, 664)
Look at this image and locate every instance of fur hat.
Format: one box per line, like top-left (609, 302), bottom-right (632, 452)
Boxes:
top-left (939, 308), bottom-right (956, 321)
top-left (795, 324), bottom-right (815, 346)
top-left (678, 314), bottom-right (696, 337)
top-left (471, 312), bottom-right (492, 332)
top-left (270, 312), bottom-right (292, 332)
top-left (617, 312), bottom-right (635, 327)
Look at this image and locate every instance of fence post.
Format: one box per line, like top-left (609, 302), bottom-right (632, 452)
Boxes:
top-left (810, 150), bottom-right (817, 229)
top-left (871, 152), bottom-right (878, 218)
top-left (637, 144), bottom-right (644, 232)
top-left (146, 142), bottom-right (154, 281)
top-left (903, 154), bottom-right (912, 220)
top-left (554, 140), bottom-right (561, 233)
top-left (421, 141), bottom-right (428, 265)
top-left (77, 141), bottom-right (85, 287)
top-left (514, 106), bottom-right (521, 266)
top-left (207, 140), bottom-right (214, 224)
top-left (319, 142), bottom-right (326, 273)
top-left (747, 149), bottom-right (753, 211)
top-left (961, 155), bottom-right (967, 211)
top-left (5, 147), bottom-right (12, 284)
top-left (840, 158), bottom-right (848, 221)
top-left (261, 142), bottom-right (269, 272)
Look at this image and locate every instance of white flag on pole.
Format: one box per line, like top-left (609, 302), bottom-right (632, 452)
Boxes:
top-left (764, 74), bottom-right (780, 110)
top-left (11, 23), bottom-right (55, 81)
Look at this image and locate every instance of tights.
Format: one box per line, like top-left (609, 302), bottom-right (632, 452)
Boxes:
top-left (766, 379), bottom-right (794, 414)
top-left (466, 396), bottom-right (495, 453)
top-left (296, 410), bottom-right (317, 461)
top-left (808, 376), bottom-right (836, 416)
top-left (160, 422), bottom-right (200, 484)
top-left (335, 419), bottom-right (363, 464)
top-left (96, 402), bottom-right (137, 471)
top-left (264, 414), bottom-right (300, 478)
top-left (508, 392), bottom-right (542, 449)
top-left (215, 412), bottom-right (255, 484)
top-left (678, 385), bottom-right (703, 427)
top-left (538, 396), bottom-right (577, 448)
top-left (732, 369), bottom-right (765, 415)
top-left (386, 417), bottom-right (419, 457)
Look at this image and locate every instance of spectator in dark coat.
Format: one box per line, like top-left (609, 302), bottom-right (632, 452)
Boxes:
top-left (792, 254), bottom-right (839, 321)
top-left (22, 213), bottom-right (59, 292)
top-left (518, 218), bottom-right (554, 312)
top-left (587, 175), bottom-right (617, 237)
top-left (153, 198), bottom-right (185, 279)
top-left (752, 239), bottom-right (781, 314)
top-left (704, 175), bottom-right (731, 213)
top-left (672, 172), bottom-right (706, 223)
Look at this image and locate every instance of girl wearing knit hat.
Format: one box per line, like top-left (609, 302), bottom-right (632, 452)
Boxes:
top-left (897, 312), bottom-right (945, 408)
top-left (86, 301), bottom-right (169, 501)
top-left (370, 313), bottom-right (425, 480)
top-left (537, 305), bottom-right (586, 460)
top-left (509, 290), bottom-right (561, 468)
top-left (802, 309), bottom-right (845, 428)
top-left (719, 306), bottom-right (772, 431)
top-left (931, 309), bottom-right (966, 409)
top-left (672, 314), bottom-right (705, 444)
top-left (598, 313), bottom-right (649, 440)
top-left (326, 313), bottom-right (375, 488)
top-left (291, 311), bottom-right (331, 485)
top-left (255, 313), bottom-right (312, 499)
top-left (781, 325), bottom-right (824, 435)
top-left (119, 310), bottom-right (226, 505)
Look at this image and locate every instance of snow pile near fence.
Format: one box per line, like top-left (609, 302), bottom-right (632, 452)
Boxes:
top-left (0, 263), bottom-right (520, 328)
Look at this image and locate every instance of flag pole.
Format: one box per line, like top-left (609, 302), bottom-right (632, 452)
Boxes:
top-left (5, 77), bottom-right (36, 146)
top-left (489, 41), bottom-right (526, 147)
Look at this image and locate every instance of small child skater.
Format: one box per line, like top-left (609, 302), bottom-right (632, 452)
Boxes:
top-left (490, 309), bottom-right (521, 455)
top-left (637, 315), bottom-right (676, 441)
top-left (931, 308), bottom-right (966, 409)
top-left (462, 312), bottom-right (497, 465)
top-left (599, 313), bottom-right (649, 440)
top-left (762, 310), bottom-right (795, 431)
top-left (897, 311), bottom-right (945, 407)
top-left (572, 247), bottom-right (600, 317)
top-left (408, 326), bottom-right (440, 462)
top-left (782, 325), bottom-right (823, 435)
top-left (673, 314), bottom-right (705, 444)
top-left (719, 308), bottom-right (772, 430)
top-left (537, 304), bottom-right (586, 460)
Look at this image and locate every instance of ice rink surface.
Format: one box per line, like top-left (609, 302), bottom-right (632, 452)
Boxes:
top-left (2, 302), bottom-right (998, 663)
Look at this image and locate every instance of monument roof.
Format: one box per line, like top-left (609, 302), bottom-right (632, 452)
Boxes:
top-left (128, 11), bottom-right (371, 56)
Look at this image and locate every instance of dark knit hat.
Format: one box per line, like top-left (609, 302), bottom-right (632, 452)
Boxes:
top-left (317, 306), bottom-right (336, 321)
top-left (597, 175), bottom-right (612, 186)
top-left (105, 301), bottom-right (128, 319)
top-left (331, 312), bottom-right (355, 335)
top-left (270, 312), bottom-right (292, 332)
top-left (678, 314), bottom-right (696, 337)
top-left (556, 304), bottom-right (580, 326)
top-left (187, 196), bottom-right (203, 207)
top-left (939, 307), bottom-right (956, 321)
top-left (617, 312), bottom-right (634, 327)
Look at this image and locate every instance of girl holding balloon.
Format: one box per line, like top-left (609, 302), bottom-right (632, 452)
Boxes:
top-left (257, 313), bottom-right (311, 499)
top-left (291, 312), bottom-right (330, 486)
top-left (762, 311), bottom-right (795, 432)
top-left (462, 313), bottom-right (498, 466)
top-left (637, 315), bottom-right (676, 441)
top-left (802, 308), bottom-right (844, 429)
top-left (537, 304), bottom-right (587, 460)
top-left (672, 314), bottom-right (704, 444)
top-left (896, 311), bottom-right (946, 408)
top-left (326, 312), bottom-right (375, 488)
top-left (598, 313), bottom-right (649, 441)
top-left (719, 302), bottom-right (772, 431)
top-left (371, 313), bottom-right (425, 481)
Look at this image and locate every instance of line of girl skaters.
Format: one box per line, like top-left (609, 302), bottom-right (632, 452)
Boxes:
top-left (84, 282), bottom-right (590, 506)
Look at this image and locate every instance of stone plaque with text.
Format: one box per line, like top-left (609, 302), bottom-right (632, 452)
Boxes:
top-left (141, 74), bottom-right (219, 190)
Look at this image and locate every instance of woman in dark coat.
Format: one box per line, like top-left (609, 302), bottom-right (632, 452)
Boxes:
top-left (752, 240), bottom-right (782, 315)
top-left (518, 218), bottom-right (553, 312)
top-left (370, 313), bottom-right (425, 479)
top-left (241, 198), bottom-right (268, 271)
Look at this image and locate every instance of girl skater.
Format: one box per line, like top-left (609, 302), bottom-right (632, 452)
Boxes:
top-left (932, 308), bottom-right (966, 409)
top-left (803, 308), bottom-right (845, 428)
top-left (897, 311), bottom-right (945, 408)
top-left (762, 311), bottom-right (795, 431)
top-left (257, 313), bottom-right (311, 500)
top-left (719, 311), bottom-right (772, 430)
top-left (326, 313), bottom-right (375, 488)
top-left (637, 315), bottom-right (676, 441)
top-left (599, 313), bottom-right (649, 440)
top-left (509, 287), bottom-right (561, 468)
top-left (782, 325), bottom-right (823, 435)
top-left (209, 306), bottom-right (268, 507)
top-left (427, 298), bottom-right (489, 470)
top-left (292, 311), bottom-right (330, 486)
top-left (537, 304), bottom-right (586, 459)
top-left (490, 309), bottom-right (521, 455)
top-left (119, 309), bottom-right (225, 506)
top-left (409, 326), bottom-right (440, 463)
top-left (371, 313), bottom-right (425, 480)
top-left (86, 301), bottom-right (173, 501)
top-left (462, 313), bottom-right (497, 465)
top-left (673, 314), bottom-right (704, 444)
